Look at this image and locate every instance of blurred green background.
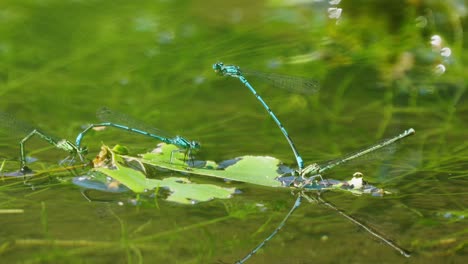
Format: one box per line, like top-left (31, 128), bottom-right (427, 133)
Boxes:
top-left (0, 0), bottom-right (466, 263)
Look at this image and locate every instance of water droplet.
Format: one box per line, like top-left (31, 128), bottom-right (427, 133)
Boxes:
top-left (440, 47), bottom-right (451, 57)
top-left (328, 7), bottom-right (342, 19)
top-left (329, 0), bottom-right (341, 5)
top-left (77, 176), bottom-right (87, 181)
top-left (434, 64), bottom-right (446, 75)
top-left (129, 199), bottom-right (139, 206)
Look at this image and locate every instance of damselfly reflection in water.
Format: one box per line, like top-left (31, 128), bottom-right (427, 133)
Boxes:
top-left (236, 129), bottom-right (415, 263)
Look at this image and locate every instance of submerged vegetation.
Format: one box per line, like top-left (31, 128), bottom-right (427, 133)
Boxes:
top-left (0, 0), bottom-right (466, 263)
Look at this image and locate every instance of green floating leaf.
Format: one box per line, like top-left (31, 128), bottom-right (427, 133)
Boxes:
top-left (93, 145), bottom-right (236, 204)
top-left (91, 144), bottom-right (390, 203)
top-left (96, 166), bottom-right (156, 193)
top-left (138, 143), bottom-right (283, 187)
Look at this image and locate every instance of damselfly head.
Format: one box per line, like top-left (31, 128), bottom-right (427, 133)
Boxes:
top-left (191, 141), bottom-right (201, 149)
top-left (20, 165), bottom-right (33, 174)
top-left (212, 62), bottom-right (224, 75)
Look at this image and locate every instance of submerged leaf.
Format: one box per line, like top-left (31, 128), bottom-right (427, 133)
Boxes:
top-left (158, 177), bottom-right (235, 204)
top-left (73, 173), bottom-right (130, 193)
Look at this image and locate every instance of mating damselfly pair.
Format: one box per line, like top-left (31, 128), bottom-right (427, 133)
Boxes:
top-left (0, 107), bottom-right (200, 175)
top-left (212, 62), bottom-right (414, 263)
top-left (1, 62), bottom-right (415, 263)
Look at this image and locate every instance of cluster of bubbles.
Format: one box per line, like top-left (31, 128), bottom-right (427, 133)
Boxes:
top-left (430, 35), bottom-right (452, 76)
top-left (327, 0), bottom-right (342, 21)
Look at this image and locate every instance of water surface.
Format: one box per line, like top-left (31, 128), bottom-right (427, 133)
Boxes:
top-left (0, 1), bottom-right (466, 263)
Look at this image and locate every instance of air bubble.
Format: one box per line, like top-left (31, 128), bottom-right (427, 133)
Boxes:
top-left (430, 35), bottom-right (442, 48)
top-left (440, 47), bottom-right (451, 57)
top-left (328, 7), bottom-right (342, 19)
top-left (434, 64), bottom-right (446, 75)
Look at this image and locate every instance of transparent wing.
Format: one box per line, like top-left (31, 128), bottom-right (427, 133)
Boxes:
top-left (244, 70), bottom-right (319, 95)
top-left (96, 107), bottom-right (175, 139)
top-left (0, 111), bottom-right (60, 142)
top-left (317, 128), bottom-right (415, 173)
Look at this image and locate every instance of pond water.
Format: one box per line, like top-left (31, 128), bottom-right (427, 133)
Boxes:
top-left (0, 0), bottom-right (466, 263)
